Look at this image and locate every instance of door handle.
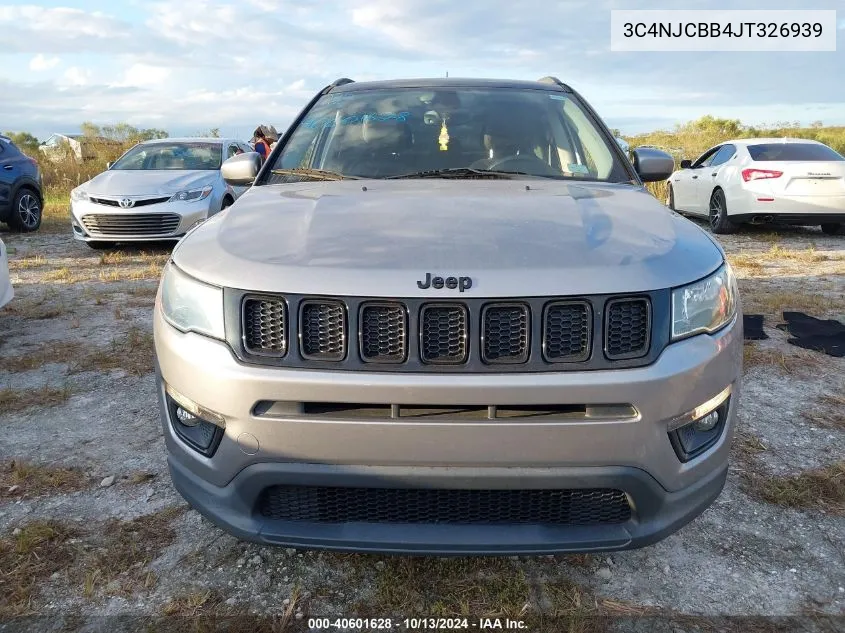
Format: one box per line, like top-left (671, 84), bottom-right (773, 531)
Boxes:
top-left (692, 175), bottom-right (698, 179)
top-left (2, 165), bottom-right (13, 170)
top-left (711, 172), bottom-right (718, 177)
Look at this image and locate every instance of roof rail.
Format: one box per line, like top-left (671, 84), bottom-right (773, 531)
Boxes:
top-left (330, 78), bottom-right (355, 87)
top-left (537, 76), bottom-right (572, 92)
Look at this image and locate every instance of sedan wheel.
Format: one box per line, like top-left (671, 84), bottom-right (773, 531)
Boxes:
top-left (708, 189), bottom-right (735, 235)
top-left (10, 190), bottom-right (42, 232)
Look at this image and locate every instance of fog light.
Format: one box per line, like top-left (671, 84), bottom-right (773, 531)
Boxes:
top-left (668, 385), bottom-right (732, 463)
top-left (164, 383), bottom-right (225, 456)
top-left (694, 410), bottom-right (720, 432)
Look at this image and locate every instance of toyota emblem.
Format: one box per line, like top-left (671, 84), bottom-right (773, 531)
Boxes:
top-left (119, 198), bottom-right (135, 209)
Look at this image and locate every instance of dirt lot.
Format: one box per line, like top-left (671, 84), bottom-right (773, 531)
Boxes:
top-left (1, 214), bottom-right (844, 633)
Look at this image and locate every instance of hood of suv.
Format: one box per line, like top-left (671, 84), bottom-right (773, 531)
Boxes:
top-left (85, 170), bottom-right (217, 197)
top-left (173, 180), bottom-right (723, 296)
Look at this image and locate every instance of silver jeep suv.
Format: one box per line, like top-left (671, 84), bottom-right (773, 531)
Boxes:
top-left (154, 77), bottom-right (742, 554)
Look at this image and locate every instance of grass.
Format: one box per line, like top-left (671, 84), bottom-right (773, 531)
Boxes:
top-left (0, 384), bottom-right (72, 413)
top-left (80, 506), bottom-right (185, 599)
top-left (367, 557), bottom-right (532, 618)
top-left (0, 341), bottom-right (85, 372)
top-left (0, 520), bottom-right (78, 618)
top-left (70, 327), bottom-right (154, 376)
top-left (739, 285), bottom-right (844, 321)
top-left (7, 254), bottom-right (46, 270)
top-left (804, 394), bottom-right (845, 430)
top-left (0, 460), bottom-right (88, 498)
top-left (743, 462), bottom-right (845, 515)
top-left (742, 344), bottom-right (821, 375)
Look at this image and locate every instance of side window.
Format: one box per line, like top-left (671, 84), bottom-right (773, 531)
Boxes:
top-left (710, 144), bottom-right (736, 167)
top-left (692, 146), bottom-right (719, 168)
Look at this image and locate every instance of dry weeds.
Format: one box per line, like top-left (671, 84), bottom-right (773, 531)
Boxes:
top-left (0, 460), bottom-right (88, 499)
top-left (743, 462), bottom-right (845, 515)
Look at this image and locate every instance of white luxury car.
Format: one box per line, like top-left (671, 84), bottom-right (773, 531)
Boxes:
top-left (70, 137), bottom-right (253, 249)
top-left (0, 237), bottom-right (12, 309)
top-left (667, 138), bottom-right (845, 235)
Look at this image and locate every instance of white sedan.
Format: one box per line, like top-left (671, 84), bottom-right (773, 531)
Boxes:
top-left (0, 237), bottom-right (12, 309)
top-left (667, 138), bottom-right (845, 235)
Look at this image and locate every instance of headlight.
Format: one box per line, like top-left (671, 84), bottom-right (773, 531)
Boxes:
top-left (160, 262), bottom-right (225, 340)
top-left (671, 263), bottom-right (738, 341)
top-left (169, 185), bottom-right (213, 202)
top-left (70, 187), bottom-right (88, 201)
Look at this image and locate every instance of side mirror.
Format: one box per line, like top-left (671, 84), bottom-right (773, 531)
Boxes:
top-left (221, 152), bottom-right (262, 186)
top-left (679, 159), bottom-right (692, 169)
top-left (631, 147), bottom-right (675, 182)
top-left (615, 137), bottom-right (630, 154)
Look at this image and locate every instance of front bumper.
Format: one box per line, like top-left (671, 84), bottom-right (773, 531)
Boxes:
top-left (70, 198), bottom-right (211, 242)
top-left (155, 306), bottom-right (742, 553)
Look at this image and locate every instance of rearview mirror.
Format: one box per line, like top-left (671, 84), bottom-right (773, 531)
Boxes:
top-left (222, 152), bottom-right (262, 186)
top-left (680, 159), bottom-right (692, 169)
top-left (631, 147), bottom-right (675, 182)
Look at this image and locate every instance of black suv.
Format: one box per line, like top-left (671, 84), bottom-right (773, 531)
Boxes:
top-left (0, 135), bottom-right (43, 232)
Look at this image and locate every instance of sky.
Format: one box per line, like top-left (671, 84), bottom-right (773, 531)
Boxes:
top-left (1, 0), bottom-right (844, 141)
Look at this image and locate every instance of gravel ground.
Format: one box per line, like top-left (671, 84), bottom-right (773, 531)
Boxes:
top-left (0, 218), bottom-right (844, 633)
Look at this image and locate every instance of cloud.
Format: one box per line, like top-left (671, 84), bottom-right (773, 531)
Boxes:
top-left (115, 63), bottom-right (171, 87)
top-left (1, 0), bottom-right (843, 139)
top-left (29, 54), bottom-right (60, 71)
top-left (0, 5), bottom-right (133, 54)
top-left (59, 67), bottom-right (91, 87)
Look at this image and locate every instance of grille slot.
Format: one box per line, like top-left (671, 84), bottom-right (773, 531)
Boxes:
top-left (89, 196), bottom-right (170, 208)
top-left (258, 486), bottom-right (632, 525)
top-left (299, 300), bottom-right (346, 361)
top-left (80, 213), bottom-right (181, 236)
top-left (359, 303), bottom-right (407, 363)
top-left (482, 303), bottom-right (529, 364)
top-left (605, 298), bottom-right (651, 360)
top-left (543, 301), bottom-right (592, 362)
top-left (243, 297), bottom-right (286, 356)
top-left (420, 304), bottom-right (468, 364)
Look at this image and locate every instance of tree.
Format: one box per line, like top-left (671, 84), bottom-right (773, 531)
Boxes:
top-left (80, 120), bottom-right (168, 142)
top-left (2, 131), bottom-right (40, 155)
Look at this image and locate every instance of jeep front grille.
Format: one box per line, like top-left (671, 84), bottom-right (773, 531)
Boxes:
top-left (482, 303), bottom-right (529, 364)
top-left (234, 292), bottom-right (662, 372)
top-left (420, 304), bottom-right (468, 364)
top-left (299, 300), bottom-right (346, 361)
top-left (543, 301), bottom-right (591, 362)
top-left (605, 298), bottom-right (651, 360)
top-left (243, 297), bottom-right (286, 356)
top-left (360, 303), bottom-right (407, 363)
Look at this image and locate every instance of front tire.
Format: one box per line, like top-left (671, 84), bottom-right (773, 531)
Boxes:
top-left (709, 189), bottom-right (735, 234)
top-left (821, 223), bottom-right (842, 236)
top-left (9, 189), bottom-right (42, 232)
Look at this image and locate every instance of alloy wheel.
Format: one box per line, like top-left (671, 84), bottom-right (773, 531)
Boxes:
top-left (18, 193), bottom-right (41, 230)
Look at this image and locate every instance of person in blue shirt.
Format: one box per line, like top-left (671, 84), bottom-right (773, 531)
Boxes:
top-left (253, 127), bottom-right (272, 161)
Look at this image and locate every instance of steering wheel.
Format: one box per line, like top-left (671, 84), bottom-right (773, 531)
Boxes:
top-left (473, 153), bottom-right (560, 176)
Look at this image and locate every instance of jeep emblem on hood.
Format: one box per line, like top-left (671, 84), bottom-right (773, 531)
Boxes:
top-left (417, 273), bottom-right (472, 292)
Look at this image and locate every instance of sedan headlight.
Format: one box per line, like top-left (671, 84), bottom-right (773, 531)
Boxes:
top-left (70, 187), bottom-right (89, 201)
top-left (671, 263), bottom-right (738, 341)
top-left (169, 185), bottom-right (213, 202)
top-left (160, 261), bottom-right (224, 340)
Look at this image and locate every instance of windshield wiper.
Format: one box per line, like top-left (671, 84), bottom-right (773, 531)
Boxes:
top-left (386, 167), bottom-right (524, 180)
top-left (270, 168), bottom-right (359, 181)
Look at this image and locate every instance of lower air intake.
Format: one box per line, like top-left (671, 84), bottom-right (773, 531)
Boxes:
top-left (258, 486), bottom-right (632, 525)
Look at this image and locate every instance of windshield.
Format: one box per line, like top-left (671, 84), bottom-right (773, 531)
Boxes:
top-left (265, 87), bottom-right (629, 182)
top-left (111, 142), bottom-right (223, 170)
